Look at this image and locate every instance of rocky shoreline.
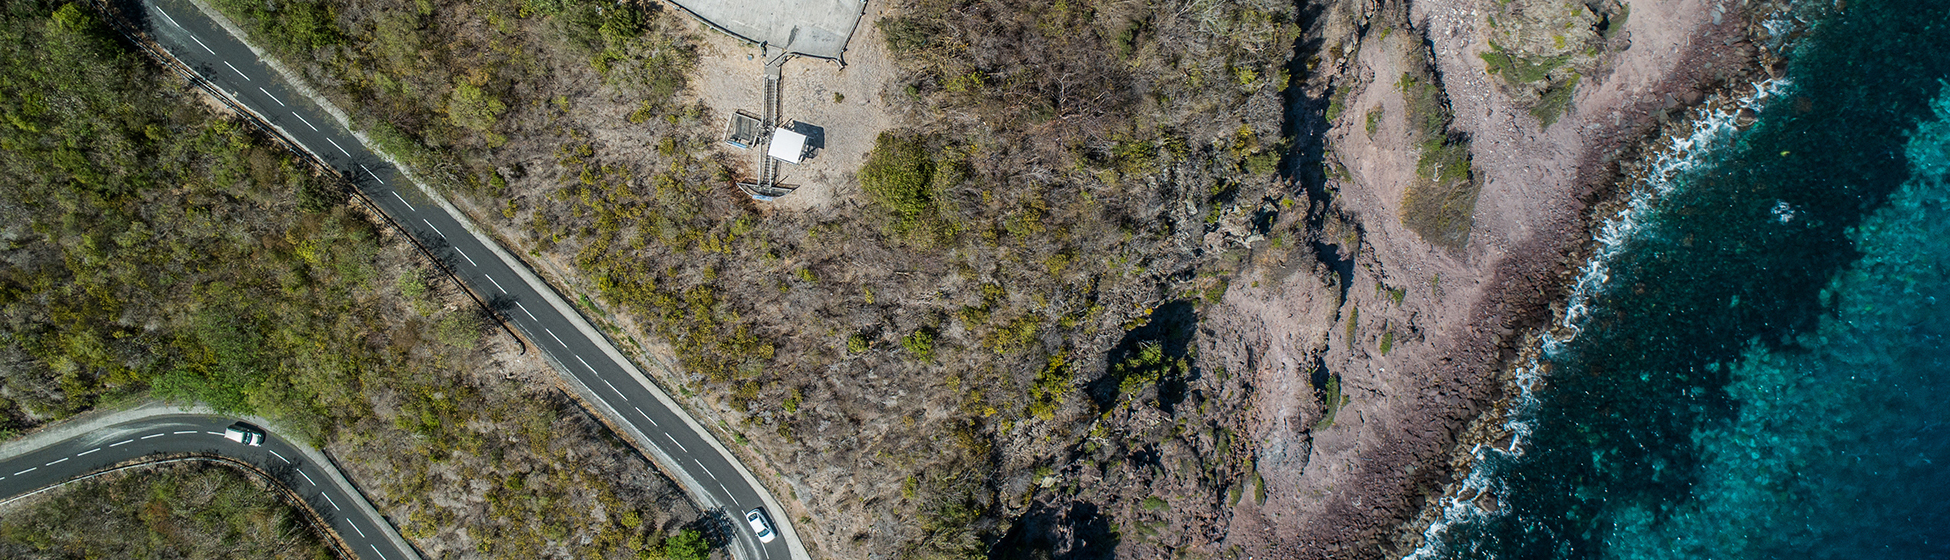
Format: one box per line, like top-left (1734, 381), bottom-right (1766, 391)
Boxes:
top-left (1197, 0), bottom-right (1803, 558)
top-left (1383, 0), bottom-right (1802, 556)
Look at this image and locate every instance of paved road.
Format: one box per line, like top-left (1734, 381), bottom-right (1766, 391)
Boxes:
top-left (122, 1), bottom-right (798, 559)
top-left (0, 414), bottom-right (412, 560)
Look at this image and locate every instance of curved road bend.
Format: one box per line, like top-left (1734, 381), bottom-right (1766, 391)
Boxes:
top-left (121, 1), bottom-right (803, 559)
top-left (0, 412), bottom-right (415, 560)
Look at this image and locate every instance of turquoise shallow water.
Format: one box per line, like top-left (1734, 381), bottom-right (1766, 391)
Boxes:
top-left (1410, 0), bottom-right (1950, 558)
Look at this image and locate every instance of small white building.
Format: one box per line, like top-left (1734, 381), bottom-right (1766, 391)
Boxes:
top-left (768, 127), bottom-right (808, 164)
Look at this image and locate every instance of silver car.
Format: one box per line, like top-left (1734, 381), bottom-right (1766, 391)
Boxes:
top-left (744, 508), bottom-right (776, 543)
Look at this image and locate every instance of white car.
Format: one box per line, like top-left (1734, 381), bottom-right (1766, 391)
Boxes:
top-left (223, 423), bottom-right (265, 446)
top-left (744, 508), bottom-right (776, 543)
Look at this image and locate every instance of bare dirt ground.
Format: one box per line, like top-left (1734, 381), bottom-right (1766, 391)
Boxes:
top-left (684, 2), bottom-right (901, 212)
top-left (1198, 0), bottom-right (1768, 556)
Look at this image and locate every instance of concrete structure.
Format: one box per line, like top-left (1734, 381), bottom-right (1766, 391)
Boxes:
top-left (668, 0), bottom-right (865, 59)
top-left (725, 111), bottom-right (763, 149)
top-left (769, 127), bottom-right (808, 163)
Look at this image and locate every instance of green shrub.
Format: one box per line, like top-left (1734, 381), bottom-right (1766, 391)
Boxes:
top-left (448, 82), bottom-right (506, 132)
top-left (902, 329), bottom-right (936, 361)
top-left (860, 133), bottom-right (956, 246)
top-left (664, 529), bottom-right (709, 560)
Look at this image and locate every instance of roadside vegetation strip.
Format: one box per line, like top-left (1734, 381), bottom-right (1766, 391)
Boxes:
top-left (0, 460), bottom-right (335, 560)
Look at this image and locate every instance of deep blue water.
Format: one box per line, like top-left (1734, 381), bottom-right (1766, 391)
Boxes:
top-left (1409, 0), bottom-right (1950, 558)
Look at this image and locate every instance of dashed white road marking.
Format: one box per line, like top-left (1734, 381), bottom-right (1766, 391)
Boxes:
top-left (44, 458), bottom-right (67, 466)
top-left (422, 219), bottom-right (446, 239)
top-left (155, 7), bottom-right (181, 27)
top-left (269, 449), bottom-right (291, 464)
top-left (174, 430), bottom-right (197, 435)
top-left (391, 191), bottom-right (415, 210)
top-left (454, 248), bottom-right (479, 267)
top-left (603, 378), bottom-right (620, 393)
top-left (110, 439), bottom-right (133, 447)
top-left (665, 433), bottom-right (688, 453)
top-left (696, 459), bottom-right (717, 480)
top-left (635, 407), bottom-right (659, 426)
top-left (361, 165), bottom-right (388, 186)
top-left (292, 112), bottom-right (318, 131)
top-left (323, 494), bottom-right (341, 511)
top-left (350, 523), bottom-right (368, 538)
top-left (545, 328), bottom-right (566, 347)
top-left (141, 433), bottom-right (165, 440)
top-left (298, 470), bottom-right (317, 486)
top-left (258, 87), bottom-right (285, 106)
top-left (78, 448), bottom-right (100, 456)
top-left (486, 276), bottom-right (507, 293)
top-left (326, 137), bottom-right (350, 157)
top-left (206, 431), bottom-right (223, 435)
top-left (516, 302), bottom-right (538, 321)
top-left (190, 35), bottom-right (214, 54)
top-left (13, 467), bottom-right (34, 476)
top-left (223, 61), bottom-right (250, 80)
top-left (575, 355), bottom-right (597, 373)
top-left (720, 482), bottom-right (734, 498)
top-left (372, 545), bottom-right (389, 560)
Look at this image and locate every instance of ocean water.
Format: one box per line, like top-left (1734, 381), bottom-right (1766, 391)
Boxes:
top-left (1407, 0), bottom-right (1950, 558)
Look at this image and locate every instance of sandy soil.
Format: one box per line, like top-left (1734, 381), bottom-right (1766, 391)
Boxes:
top-left (683, 1), bottom-right (900, 213)
top-left (1199, 0), bottom-right (1769, 556)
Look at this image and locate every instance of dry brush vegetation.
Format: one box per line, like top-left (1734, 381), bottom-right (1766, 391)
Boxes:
top-left (0, 462), bottom-right (333, 559)
top-left (141, 0), bottom-right (1321, 557)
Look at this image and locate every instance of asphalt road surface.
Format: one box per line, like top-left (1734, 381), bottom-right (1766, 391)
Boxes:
top-left (122, 1), bottom-right (794, 558)
top-left (0, 415), bottom-right (412, 560)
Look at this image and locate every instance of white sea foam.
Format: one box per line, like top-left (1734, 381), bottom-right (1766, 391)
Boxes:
top-left (1544, 78), bottom-right (1788, 354)
top-left (1401, 80), bottom-right (1789, 560)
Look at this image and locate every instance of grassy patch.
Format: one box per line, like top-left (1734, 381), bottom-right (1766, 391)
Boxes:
top-left (1397, 72), bottom-right (1480, 250)
top-left (1531, 73), bottom-right (1580, 127)
top-left (1478, 41), bottom-right (1568, 84)
top-left (1313, 374), bottom-right (1346, 430)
